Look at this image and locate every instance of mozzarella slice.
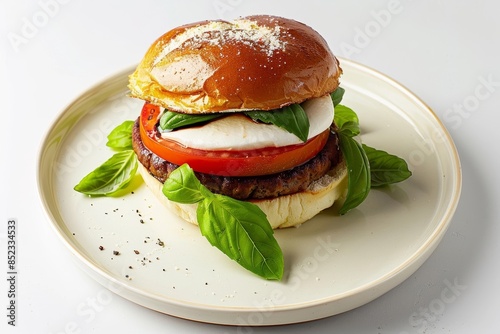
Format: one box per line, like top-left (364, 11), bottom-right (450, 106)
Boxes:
top-left (160, 95), bottom-right (334, 150)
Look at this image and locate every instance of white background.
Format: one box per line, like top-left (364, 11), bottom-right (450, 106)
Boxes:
top-left (1, 0), bottom-right (499, 333)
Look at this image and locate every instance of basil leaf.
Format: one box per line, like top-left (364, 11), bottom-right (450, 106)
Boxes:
top-left (159, 110), bottom-right (222, 131)
top-left (338, 133), bottom-right (371, 215)
top-left (162, 164), bottom-right (208, 204)
top-left (197, 195), bottom-right (283, 280)
top-left (363, 144), bottom-right (412, 187)
top-left (162, 163), bottom-right (284, 280)
top-left (334, 105), bottom-right (360, 137)
top-left (74, 150), bottom-right (138, 196)
top-left (331, 87), bottom-right (345, 106)
top-left (106, 120), bottom-right (134, 150)
top-left (338, 120), bottom-right (360, 138)
top-left (245, 104), bottom-right (310, 142)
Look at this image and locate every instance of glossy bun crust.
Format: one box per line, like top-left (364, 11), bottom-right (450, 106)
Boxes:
top-left (128, 15), bottom-right (342, 113)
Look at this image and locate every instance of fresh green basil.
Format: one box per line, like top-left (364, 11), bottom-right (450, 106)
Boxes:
top-left (106, 120), bottom-right (134, 150)
top-left (162, 164), bottom-right (284, 280)
top-left (74, 150), bottom-right (138, 196)
top-left (245, 104), bottom-right (310, 142)
top-left (161, 164), bottom-right (209, 204)
top-left (76, 121), bottom-right (138, 196)
top-left (337, 133), bottom-right (371, 215)
top-left (334, 103), bottom-right (412, 213)
top-left (331, 87), bottom-right (345, 106)
top-left (362, 144), bottom-right (412, 187)
top-left (334, 104), bottom-right (360, 137)
top-left (334, 103), bottom-right (369, 214)
top-left (159, 104), bottom-right (310, 142)
top-left (159, 110), bottom-right (223, 131)
top-left (197, 194), bottom-right (283, 280)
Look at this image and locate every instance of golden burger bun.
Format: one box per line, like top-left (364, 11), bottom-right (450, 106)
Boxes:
top-left (128, 15), bottom-right (342, 113)
top-left (130, 15), bottom-right (348, 228)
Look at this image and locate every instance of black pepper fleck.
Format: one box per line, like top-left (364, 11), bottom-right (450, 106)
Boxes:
top-left (113, 250), bottom-right (120, 256)
top-left (99, 246), bottom-right (104, 251)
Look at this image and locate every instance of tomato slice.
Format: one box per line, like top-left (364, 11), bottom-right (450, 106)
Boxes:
top-left (139, 102), bottom-right (329, 177)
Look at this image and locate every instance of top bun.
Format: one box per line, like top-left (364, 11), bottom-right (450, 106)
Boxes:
top-left (128, 15), bottom-right (341, 113)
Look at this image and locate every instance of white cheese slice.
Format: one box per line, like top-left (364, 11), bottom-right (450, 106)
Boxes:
top-left (160, 94), bottom-right (334, 150)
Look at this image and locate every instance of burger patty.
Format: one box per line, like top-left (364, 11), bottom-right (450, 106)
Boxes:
top-left (132, 119), bottom-right (342, 200)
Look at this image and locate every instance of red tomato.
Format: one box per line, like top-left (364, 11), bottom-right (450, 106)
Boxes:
top-left (139, 102), bottom-right (329, 177)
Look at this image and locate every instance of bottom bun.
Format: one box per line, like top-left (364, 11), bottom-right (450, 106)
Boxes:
top-left (137, 162), bottom-right (348, 229)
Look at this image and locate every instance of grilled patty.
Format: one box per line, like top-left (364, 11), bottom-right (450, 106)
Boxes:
top-left (132, 119), bottom-right (342, 200)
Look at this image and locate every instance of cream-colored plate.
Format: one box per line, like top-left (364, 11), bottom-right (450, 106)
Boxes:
top-left (37, 59), bottom-right (461, 326)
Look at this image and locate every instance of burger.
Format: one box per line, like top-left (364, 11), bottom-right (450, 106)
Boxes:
top-left (128, 15), bottom-right (348, 229)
